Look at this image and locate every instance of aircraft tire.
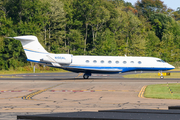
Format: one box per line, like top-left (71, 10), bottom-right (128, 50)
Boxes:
top-left (160, 76), bottom-right (164, 79)
top-left (83, 75), bottom-right (89, 79)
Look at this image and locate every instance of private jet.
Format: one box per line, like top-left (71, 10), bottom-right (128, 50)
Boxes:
top-left (7, 35), bottom-right (175, 79)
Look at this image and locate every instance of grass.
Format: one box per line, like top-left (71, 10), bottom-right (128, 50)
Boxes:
top-left (0, 69), bottom-right (68, 75)
top-left (123, 73), bottom-right (180, 78)
top-left (144, 83), bottom-right (180, 99)
top-left (0, 67), bottom-right (179, 75)
top-left (169, 68), bottom-right (180, 71)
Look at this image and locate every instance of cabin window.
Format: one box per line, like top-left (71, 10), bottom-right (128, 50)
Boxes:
top-left (93, 60), bottom-right (97, 63)
top-left (123, 61), bottom-right (127, 64)
top-left (138, 61), bottom-right (142, 64)
top-left (115, 61), bottom-right (119, 64)
top-left (101, 60), bottom-right (104, 63)
top-left (130, 61), bottom-right (134, 63)
top-left (108, 60), bottom-right (112, 64)
top-left (86, 60), bottom-right (89, 63)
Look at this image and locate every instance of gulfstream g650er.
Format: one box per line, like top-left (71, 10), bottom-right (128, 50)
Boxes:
top-left (7, 35), bottom-right (175, 79)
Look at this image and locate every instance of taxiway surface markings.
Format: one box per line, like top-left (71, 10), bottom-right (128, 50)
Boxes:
top-left (138, 86), bottom-right (147, 98)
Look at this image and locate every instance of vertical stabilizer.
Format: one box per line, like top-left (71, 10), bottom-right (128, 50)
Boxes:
top-left (7, 35), bottom-right (48, 62)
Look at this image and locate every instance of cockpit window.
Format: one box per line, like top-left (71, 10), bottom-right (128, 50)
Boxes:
top-left (157, 60), bottom-right (166, 63)
top-left (161, 60), bottom-right (165, 63)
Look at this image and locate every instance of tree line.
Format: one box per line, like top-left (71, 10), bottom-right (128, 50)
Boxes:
top-left (0, 0), bottom-right (180, 70)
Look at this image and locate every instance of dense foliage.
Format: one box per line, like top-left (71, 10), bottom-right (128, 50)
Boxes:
top-left (0, 0), bottom-right (180, 70)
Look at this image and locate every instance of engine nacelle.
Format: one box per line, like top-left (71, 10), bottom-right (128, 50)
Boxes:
top-left (40, 54), bottom-right (73, 65)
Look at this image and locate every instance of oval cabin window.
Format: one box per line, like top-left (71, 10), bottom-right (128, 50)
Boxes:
top-left (130, 61), bottom-right (134, 63)
top-left (108, 61), bottom-right (112, 64)
top-left (86, 60), bottom-right (89, 63)
top-left (123, 61), bottom-right (127, 64)
top-left (93, 60), bottom-right (97, 63)
top-left (138, 61), bottom-right (142, 64)
top-left (115, 61), bottom-right (119, 64)
top-left (101, 60), bottom-right (104, 63)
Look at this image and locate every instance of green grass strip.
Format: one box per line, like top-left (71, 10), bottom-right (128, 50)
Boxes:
top-left (123, 73), bottom-right (180, 78)
top-left (169, 68), bottom-right (180, 71)
top-left (144, 83), bottom-right (180, 99)
top-left (0, 69), bottom-right (68, 75)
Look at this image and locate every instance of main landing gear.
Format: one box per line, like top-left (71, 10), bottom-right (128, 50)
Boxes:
top-left (83, 74), bottom-right (89, 79)
top-left (83, 73), bottom-right (91, 79)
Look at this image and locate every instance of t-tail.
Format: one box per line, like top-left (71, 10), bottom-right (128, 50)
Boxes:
top-left (7, 35), bottom-right (73, 67)
top-left (7, 35), bottom-right (48, 63)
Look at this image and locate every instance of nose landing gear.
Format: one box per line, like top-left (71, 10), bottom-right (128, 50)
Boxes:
top-left (159, 71), bottom-right (164, 79)
top-left (160, 76), bottom-right (164, 79)
top-left (158, 71), bottom-right (171, 79)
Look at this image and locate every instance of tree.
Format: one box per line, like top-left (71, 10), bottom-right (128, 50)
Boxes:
top-left (0, 11), bottom-right (14, 36)
top-left (135, 0), bottom-right (167, 18)
top-left (145, 31), bottom-right (161, 57)
top-left (73, 0), bottom-right (101, 54)
top-left (89, 5), bottom-right (110, 46)
top-left (44, 0), bottom-right (66, 53)
top-left (149, 13), bottom-right (173, 40)
top-left (90, 28), bottom-right (117, 56)
top-left (62, 0), bottom-right (74, 53)
top-left (120, 11), bottom-right (146, 56)
top-left (172, 7), bottom-right (180, 21)
top-left (67, 29), bottom-right (84, 55)
top-left (0, 0), bottom-right (180, 70)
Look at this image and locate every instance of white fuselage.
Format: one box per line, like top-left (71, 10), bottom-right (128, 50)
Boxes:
top-left (9, 35), bottom-right (175, 77)
top-left (64, 56), bottom-right (174, 73)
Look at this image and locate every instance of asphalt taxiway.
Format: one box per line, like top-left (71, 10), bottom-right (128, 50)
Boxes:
top-left (0, 72), bottom-right (180, 120)
top-left (0, 71), bottom-right (179, 80)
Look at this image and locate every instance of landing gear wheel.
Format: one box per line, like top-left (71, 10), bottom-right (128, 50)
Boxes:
top-left (83, 75), bottom-right (89, 79)
top-left (160, 76), bottom-right (164, 79)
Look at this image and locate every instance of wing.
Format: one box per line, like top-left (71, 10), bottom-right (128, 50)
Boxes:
top-left (63, 66), bottom-right (122, 74)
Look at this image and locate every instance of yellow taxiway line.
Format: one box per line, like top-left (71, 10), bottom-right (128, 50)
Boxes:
top-left (2, 108), bottom-right (52, 110)
top-left (0, 76), bottom-right (22, 78)
top-left (138, 85), bottom-right (147, 98)
top-left (75, 73), bottom-right (83, 78)
top-left (22, 83), bottom-right (64, 100)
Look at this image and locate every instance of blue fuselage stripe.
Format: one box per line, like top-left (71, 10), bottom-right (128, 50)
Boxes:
top-left (68, 66), bottom-right (173, 72)
top-left (24, 49), bottom-right (48, 54)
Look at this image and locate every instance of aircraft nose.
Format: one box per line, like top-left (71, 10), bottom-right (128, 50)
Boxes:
top-left (168, 64), bottom-right (175, 69)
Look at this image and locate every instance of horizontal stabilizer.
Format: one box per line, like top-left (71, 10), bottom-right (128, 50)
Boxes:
top-left (7, 35), bottom-right (38, 41)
